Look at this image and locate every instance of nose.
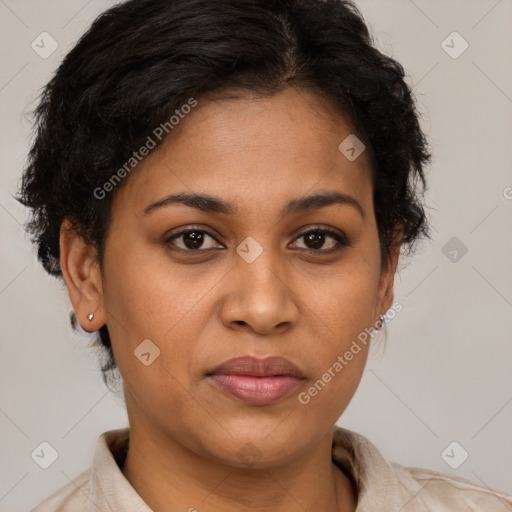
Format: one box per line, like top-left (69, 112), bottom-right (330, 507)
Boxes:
top-left (219, 250), bottom-right (299, 336)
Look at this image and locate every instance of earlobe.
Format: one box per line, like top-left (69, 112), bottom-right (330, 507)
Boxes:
top-left (59, 219), bottom-right (105, 332)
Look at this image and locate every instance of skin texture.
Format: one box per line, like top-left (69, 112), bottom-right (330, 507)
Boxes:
top-left (60, 86), bottom-right (400, 511)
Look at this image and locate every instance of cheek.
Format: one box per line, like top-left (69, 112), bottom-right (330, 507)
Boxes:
top-left (101, 234), bottom-right (185, 333)
top-left (294, 272), bottom-right (376, 423)
top-left (294, 251), bottom-right (379, 407)
top-left (100, 239), bottom-right (221, 385)
top-left (300, 344), bottom-right (369, 400)
top-left (305, 247), bottom-right (381, 338)
top-left (98, 238), bottom-right (174, 376)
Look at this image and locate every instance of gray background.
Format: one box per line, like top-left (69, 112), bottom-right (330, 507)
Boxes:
top-left (1, 1), bottom-right (511, 510)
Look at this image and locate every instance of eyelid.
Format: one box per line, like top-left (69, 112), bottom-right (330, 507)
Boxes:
top-left (291, 224), bottom-right (350, 249)
top-left (164, 224), bottom-right (350, 252)
top-left (164, 225), bottom-right (222, 249)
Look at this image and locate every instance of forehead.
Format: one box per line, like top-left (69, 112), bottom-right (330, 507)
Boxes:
top-left (112, 86), bottom-right (373, 218)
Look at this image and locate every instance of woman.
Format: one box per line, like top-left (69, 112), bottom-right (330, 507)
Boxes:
top-left (17, 0), bottom-right (512, 510)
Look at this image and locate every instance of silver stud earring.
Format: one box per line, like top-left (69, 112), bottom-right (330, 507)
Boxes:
top-left (87, 313), bottom-right (94, 321)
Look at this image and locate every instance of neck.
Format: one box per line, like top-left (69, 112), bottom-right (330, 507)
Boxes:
top-left (121, 419), bottom-right (357, 512)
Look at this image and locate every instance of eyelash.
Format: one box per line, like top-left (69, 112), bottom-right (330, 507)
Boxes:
top-left (164, 225), bottom-right (350, 255)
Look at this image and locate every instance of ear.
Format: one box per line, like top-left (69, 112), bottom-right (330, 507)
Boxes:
top-left (375, 228), bottom-right (402, 321)
top-left (60, 218), bottom-right (105, 332)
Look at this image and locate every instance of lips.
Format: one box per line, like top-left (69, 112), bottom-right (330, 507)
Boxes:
top-left (208, 355), bottom-right (305, 378)
top-left (206, 356), bottom-right (305, 405)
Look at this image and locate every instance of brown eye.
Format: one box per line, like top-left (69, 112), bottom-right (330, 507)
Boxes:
top-left (164, 225), bottom-right (349, 255)
top-left (165, 229), bottom-right (221, 251)
top-left (303, 231), bottom-right (328, 250)
top-left (292, 228), bottom-right (349, 253)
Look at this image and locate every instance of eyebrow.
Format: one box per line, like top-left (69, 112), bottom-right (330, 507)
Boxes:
top-left (143, 190), bottom-right (365, 220)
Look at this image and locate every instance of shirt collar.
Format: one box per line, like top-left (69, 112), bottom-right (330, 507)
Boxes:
top-left (332, 426), bottom-right (404, 510)
top-left (89, 428), bottom-right (152, 511)
top-left (87, 426), bottom-right (404, 511)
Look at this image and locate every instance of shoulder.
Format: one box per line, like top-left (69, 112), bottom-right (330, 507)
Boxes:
top-left (331, 426), bottom-right (512, 511)
top-left (30, 468), bottom-right (92, 511)
top-left (389, 459), bottom-right (512, 511)
top-left (30, 427), bottom-right (132, 512)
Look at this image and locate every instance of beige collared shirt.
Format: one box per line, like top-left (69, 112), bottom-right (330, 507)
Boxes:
top-left (31, 427), bottom-right (512, 511)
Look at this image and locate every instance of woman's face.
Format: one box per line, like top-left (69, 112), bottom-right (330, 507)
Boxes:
top-left (89, 86), bottom-right (397, 466)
